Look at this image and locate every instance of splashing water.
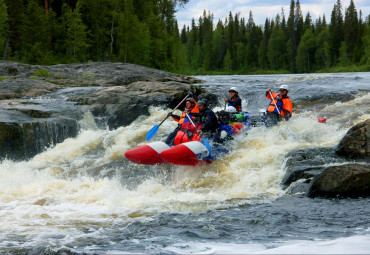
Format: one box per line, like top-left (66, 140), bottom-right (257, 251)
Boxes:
top-left (0, 73), bottom-right (369, 253)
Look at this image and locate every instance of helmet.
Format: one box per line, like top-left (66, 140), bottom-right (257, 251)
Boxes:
top-left (197, 99), bottom-right (207, 106)
top-left (279, 84), bottom-right (289, 91)
top-left (186, 98), bottom-right (195, 104)
top-left (229, 87), bottom-right (238, 93)
top-left (227, 106), bottom-right (237, 112)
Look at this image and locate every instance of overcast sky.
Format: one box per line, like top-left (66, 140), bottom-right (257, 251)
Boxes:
top-left (176, 0), bottom-right (370, 28)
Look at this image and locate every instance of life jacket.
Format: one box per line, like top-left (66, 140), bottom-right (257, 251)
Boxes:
top-left (173, 130), bottom-right (201, 145)
top-left (228, 96), bottom-right (242, 112)
top-left (266, 92), bottom-right (293, 118)
top-left (177, 104), bottom-right (199, 125)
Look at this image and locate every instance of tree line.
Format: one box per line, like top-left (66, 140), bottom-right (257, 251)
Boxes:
top-left (0, 0), bottom-right (369, 73)
top-left (181, 0), bottom-right (370, 73)
top-left (0, 0), bottom-right (188, 71)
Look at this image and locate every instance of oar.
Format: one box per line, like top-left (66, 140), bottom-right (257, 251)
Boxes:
top-left (146, 93), bottom-right (191, 141)
top-left (269, 91), bottom-right (280, 115)
top-left (185, 112), bottom-right (212, 155)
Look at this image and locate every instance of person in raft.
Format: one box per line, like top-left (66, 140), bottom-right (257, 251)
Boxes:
top-left (265, 84), bottom-right (293, 126)
top-left (224, 87), bottom-right (242, 112)
top-left (196, 100), bottom-right (222, 143)
top-left (165, 95), bottom-right (199, 145)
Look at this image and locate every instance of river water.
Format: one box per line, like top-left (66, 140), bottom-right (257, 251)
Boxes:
top-left (0, 73), bottom-right (369, 254)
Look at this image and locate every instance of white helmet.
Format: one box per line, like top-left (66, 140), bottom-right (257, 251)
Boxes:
top-left (229, 87), bottom-right (238, 93)
top-left (227, 106), bottom-right (237, 113)
top-left (279, 84), bottom-right (289, 91)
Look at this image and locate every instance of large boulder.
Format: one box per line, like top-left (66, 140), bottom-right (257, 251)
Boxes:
top-left (336, 119), bottom-right (370, 159)
top-left (281, 147), bottom-right (347, 189)
top-left (0, 61), bottom-right (213, 160)
top-left (307, 163), bottom-right (370, 198)
top-left (0, 108), bottom-right (79, 160)
top-left (69, 81), bottom-right (217, 129)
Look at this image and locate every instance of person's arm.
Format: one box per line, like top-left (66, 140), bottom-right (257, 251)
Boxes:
top-left (266, 90), bottom-right (278, 100)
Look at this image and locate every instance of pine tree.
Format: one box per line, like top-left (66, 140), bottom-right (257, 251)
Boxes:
top-left (21, 0), bottom-right (52, 64)
top-left (330, 0), bottom-right (344, 65)
top-left (63, 3), bottom-right (89, 61)
top-left (4, 0), bottom-right (23, 57)
top-left (0, 0), bottom-right (8, 59)
top-left (287, 0), bottom-right (296, 71)
top-left (343, 0), bottom-right (358, 63)
top-left (117, 0), bottom-right (151, 66)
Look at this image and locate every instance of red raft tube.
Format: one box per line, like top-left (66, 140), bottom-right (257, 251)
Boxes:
top-left (160, 141), bottom-right (210, 166)
top-left (124, 142), bottom-right (170, 165)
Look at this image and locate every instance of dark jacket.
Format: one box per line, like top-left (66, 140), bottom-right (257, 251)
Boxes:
top-left (198, 108), bottom-right (220, 132)
top-left (228, 96), bottom-right (242, 112)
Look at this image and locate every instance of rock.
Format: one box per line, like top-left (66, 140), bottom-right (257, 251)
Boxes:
top-left (307, 163), bottom-right (370, 198)
top-left (0, 61), bottom-right (214, 160)
top-left (0, 110), bottom-right (79, 160)
top-left (69, 81), bottom-right (217, 129)
top-left (336, 119), bottom-right (370, 159)
top-left (281, 147), bottom-right (348, 188)
top-left (0, 78), bottom-right (62, 99)
top-left (0, 99), bottom-right (82, 160)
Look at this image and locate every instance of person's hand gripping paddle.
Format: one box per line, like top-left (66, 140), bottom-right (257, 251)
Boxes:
top-left (146, 93), bottom-right (191, 141)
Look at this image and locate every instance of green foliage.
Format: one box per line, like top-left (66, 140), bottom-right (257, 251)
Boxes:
top-left (1, 0), bottom-right (368, 74)
top-left (81, 72), bottom-right (94, 79)
top-left (33, 69), bottom-right (51, 77)
top-left (0, 0), bottom-right (8, 51)
top-left (296, 29), bottom-right (315, 72)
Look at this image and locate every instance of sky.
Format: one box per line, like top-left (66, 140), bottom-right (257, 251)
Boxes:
top-left (176, 0), bottom-right (370, 28)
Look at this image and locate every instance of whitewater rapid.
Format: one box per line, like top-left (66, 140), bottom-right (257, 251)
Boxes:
top-left (0, 73), bottom-right (369, 254)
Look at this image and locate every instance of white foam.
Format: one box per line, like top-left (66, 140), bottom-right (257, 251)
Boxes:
top-left (164, 234), bottom-right (370, 254)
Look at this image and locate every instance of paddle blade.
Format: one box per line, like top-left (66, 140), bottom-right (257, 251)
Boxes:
top-left (202, 138), bottom-right (212, 155)
top-left (146, 125), bottom-right (159, 141)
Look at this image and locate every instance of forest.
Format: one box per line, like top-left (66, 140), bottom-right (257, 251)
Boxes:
top-left (0, 0), bottom-right (369, 74)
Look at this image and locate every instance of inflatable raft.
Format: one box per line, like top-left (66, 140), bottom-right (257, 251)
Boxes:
top-left (125, 111), bottom-right (261, 166)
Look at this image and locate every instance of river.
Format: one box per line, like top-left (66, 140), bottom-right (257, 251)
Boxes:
top-left (0, 72), bottom-right (369, 254)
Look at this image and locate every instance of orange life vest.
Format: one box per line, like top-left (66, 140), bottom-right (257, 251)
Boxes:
top-left (266, 92), bottom-right (293, 118)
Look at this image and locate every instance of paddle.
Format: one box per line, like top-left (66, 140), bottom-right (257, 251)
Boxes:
top-left (146, 93), bottom-right (191, 141)
top-left (269, 90), bottom-right (280, 115)
top-left (185, 112), bottom-right (212, 155)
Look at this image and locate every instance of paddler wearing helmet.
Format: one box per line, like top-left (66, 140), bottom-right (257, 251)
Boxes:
top-left (265, 84), bottom-right (293, 126)
top-left (196, 99), bottom-right (222, 143)
top-left (224, 87), bottom-right (242, 112)
top-left (165, 93), bottom-right (199, 145)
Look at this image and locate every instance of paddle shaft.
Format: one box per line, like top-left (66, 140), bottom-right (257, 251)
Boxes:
top-left (269, 91), bottom-right (280, 115)
top-left (185, 112), bottom-right (212, 154)
top-left (158, 93), bottom-right (191, 126)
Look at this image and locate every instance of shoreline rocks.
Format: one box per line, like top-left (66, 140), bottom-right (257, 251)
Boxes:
top-left (0, 61), bottom-right (210, 160)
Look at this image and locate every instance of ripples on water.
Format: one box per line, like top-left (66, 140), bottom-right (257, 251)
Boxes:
top-left (0, 73), bottom-right (369, 254)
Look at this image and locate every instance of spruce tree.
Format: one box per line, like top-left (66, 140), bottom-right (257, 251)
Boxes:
top-left (0, 0), bottom-right (8, 59)
top-left (343, 0), bottom-right (358, 63)
top-left (330, 0), bottom-right (344, 65)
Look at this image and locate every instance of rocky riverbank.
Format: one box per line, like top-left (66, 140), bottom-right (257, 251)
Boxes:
top-left (283, 119), bottom-right (370, 198)
top-left (0, 61), bottom-right (214, 160)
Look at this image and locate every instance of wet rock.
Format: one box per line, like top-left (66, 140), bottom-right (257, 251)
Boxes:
top-left (0, 61), bottom-right (211, 159)
top-left (281, 147), bottom-right (348, 188)
top-left (70, 81), bottom-right (216, 129)
top-left (336, 119), bottom-right (370, 159)
top-left (0, 79), bottom-right (62, 99)
top-left (0, 99), bottom-right (81, 160)
top-left (307, 163), bottom-right (370, 198)
top-left (0, 111), bottom-right (79, 160)
top-left (0, 61), bottom-right (196, 86)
